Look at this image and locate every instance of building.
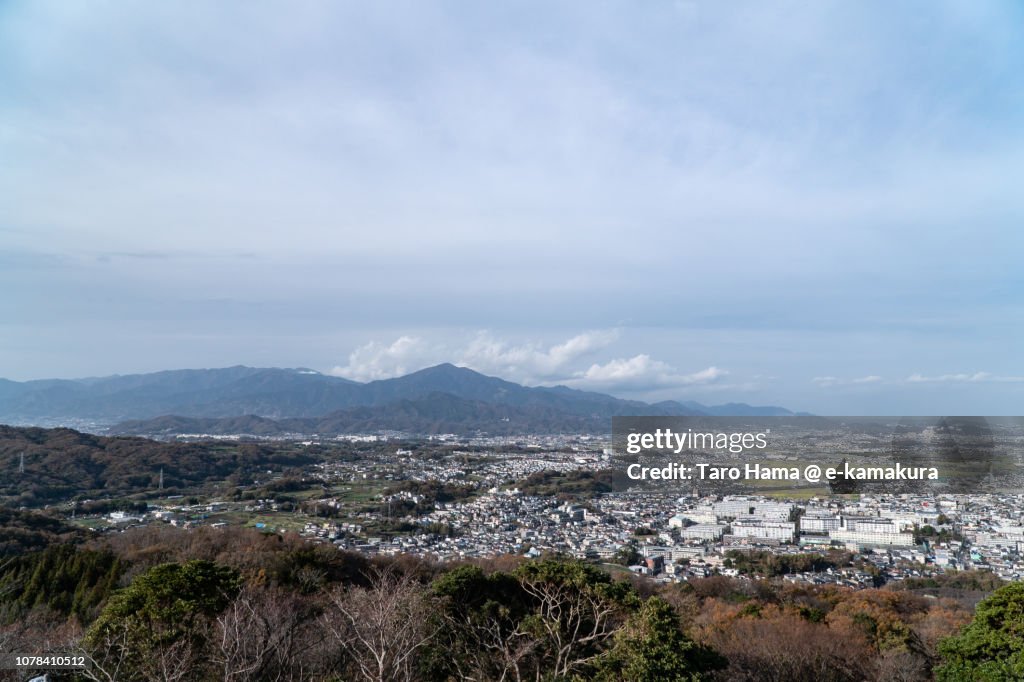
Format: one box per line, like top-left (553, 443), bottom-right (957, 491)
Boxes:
top-left (679, 523), bottom-right (727, 541)
top-left (713, 497), bottom-right (793, 521)
top-left (728, 519), bottom-right (796, 543)
top-left (800, 511), bottom-right (840, 533)
top-left (829, 517), bottom-right (914, 547)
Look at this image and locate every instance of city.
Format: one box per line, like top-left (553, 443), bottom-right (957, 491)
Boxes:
top-left (79, 433), bottom-right (1024, 588)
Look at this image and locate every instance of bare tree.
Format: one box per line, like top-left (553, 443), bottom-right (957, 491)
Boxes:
top-left (148, 635), bottom-right (202, 682)
top-left (518, 572), bottom-right (621, 678)
top-left (701, 611), bottom-right (872, 682)
top-left (0, 611), bottom-right (83, 682)
top-left (79, 623), bottom-right (201, 682)
top-left (436, 603), bottom-right (541, 682)
top-left (323, 566), bottom-right (435, 682)
top-left (77, 623), bottom-right (131, 682)
top-left (874, 648), bottom-right (931, 682)
top-left (215, 584), bottom-right (329, 682)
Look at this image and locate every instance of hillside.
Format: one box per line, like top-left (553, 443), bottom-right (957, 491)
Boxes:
top-left (1, 363), bottom-right (796, 435)
top-left (0, 425), bottom-right (318, 506)
top-left (110, 392), bottom-right (620, 437)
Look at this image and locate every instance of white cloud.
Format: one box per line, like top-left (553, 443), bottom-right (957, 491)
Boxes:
top-left (569, 355), bottom-right (725, 391)
top-left (457, 330), bottom-right (618, 381)
top-left (327, 330), bottom-right (728, 397)
top-left (816, 371), bottom-right (1024, 389)
top-left (329, 336), bottom-right (440, 382)
top-left (329, 330), bottom-right (620, 384)
top-left (907, 372), bottom-right (988, 383)
top-left (813, 375), bottom-right (883, 388)
top-left (906, 372), bottom-right (1024, 383)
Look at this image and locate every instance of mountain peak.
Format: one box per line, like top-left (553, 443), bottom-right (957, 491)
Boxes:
top-left (373, 363), bottom-right (517, 391)
top-left (413, 362), bottom-right (471, 375)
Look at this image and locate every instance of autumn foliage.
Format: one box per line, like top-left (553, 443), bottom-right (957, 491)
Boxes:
top-left (0, 524), bottom-right (1002, 681)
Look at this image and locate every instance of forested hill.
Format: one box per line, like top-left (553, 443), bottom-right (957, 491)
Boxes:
top-left (0, 425), bottom-right (317, 507)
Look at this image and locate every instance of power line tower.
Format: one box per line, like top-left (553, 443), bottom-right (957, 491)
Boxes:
top-left (159, 467), bottom-right (164, 491)
top-left (19, 452), bottom-right (25, 474)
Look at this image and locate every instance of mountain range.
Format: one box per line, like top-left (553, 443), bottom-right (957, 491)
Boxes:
top-left (0, 364), bottom-right (798, 436)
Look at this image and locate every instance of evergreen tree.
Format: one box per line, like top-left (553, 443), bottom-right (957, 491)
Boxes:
top-left (593, 596), bottom-right (725, 681)
top-left (937, 582), bottom-right (1024, 681)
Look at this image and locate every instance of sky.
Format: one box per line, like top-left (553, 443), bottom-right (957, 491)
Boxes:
top-left (2, 1), bottom-right (1023, 414)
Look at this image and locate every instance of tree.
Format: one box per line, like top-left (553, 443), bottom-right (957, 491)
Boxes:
top-left (936, 582), bottom-right (1024, 681)
top-left (0, 544), bottom-right (123, 623)
top-left (430, 564), bottom-right (539, 682)
top-left (515, 557), bottom-right (634, 678)
top-left (323, 566), bottom-right (434, 682)
top-left (83, 560), bottom-right (241, 681)
top-left (214, 584), bottom-right (328, 682)
top-left (701, 607), bottom-right (872, 682)
top-left (593, 596), bottom-right (724, 681)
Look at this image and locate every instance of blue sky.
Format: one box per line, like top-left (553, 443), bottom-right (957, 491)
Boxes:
top-left (2, 1), bottom-right (1023, 414)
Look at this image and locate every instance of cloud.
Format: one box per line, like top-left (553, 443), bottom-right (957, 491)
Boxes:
top-left (329, 330), bottom-right (620, 384)
top-left (813, 375), bottom-right (883, 387)
top-left (328, 330), bottom-right (726, 396)
top-left (906, 372), bottom-right (1024, 383)
top-left (569, 355), bottom-right (725, 391)
top-left (329, 336), bottom-right (440, 382)
top-left (907, 372), bottom-right (989, 383)
top-left (457, 330), bottom-right (618, 381)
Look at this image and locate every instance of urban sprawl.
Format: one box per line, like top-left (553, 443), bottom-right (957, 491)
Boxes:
top-left (93, 432), bottom-right (1024, 588)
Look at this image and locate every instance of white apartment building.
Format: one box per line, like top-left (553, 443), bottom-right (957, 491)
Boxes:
top-left (829, 517), bottom-right (914, 547)
top-left (713, 497), bottom-right (793, 521)
top-left (729, 519), bottom-right (796, 542)
top-left (800, 511), bottom-right (841, 533)
top-left (679, 523), bottom-right (727, 541)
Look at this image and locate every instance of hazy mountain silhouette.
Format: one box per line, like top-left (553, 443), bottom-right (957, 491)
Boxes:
top-left (0, 363), bottom-right (796, 434)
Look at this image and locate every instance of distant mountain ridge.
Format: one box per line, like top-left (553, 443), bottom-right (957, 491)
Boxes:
top-left (108, 392), bottom-right (624, 437)
top-left (0, 363), bottom-right (799, 435)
